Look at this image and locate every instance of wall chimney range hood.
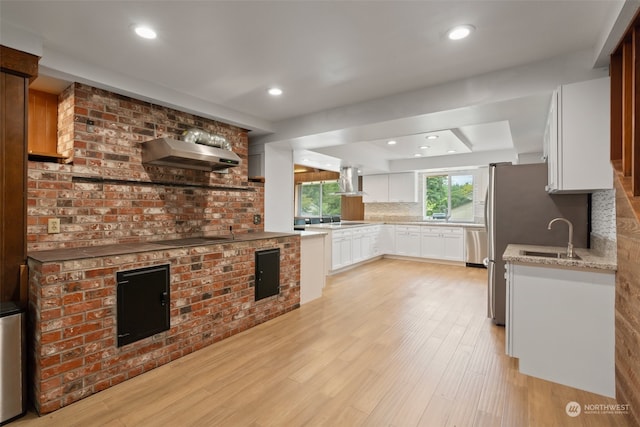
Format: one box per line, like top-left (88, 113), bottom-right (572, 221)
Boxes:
top-left (142, 137), bottom-right (241, 172)
top-left (334, 166), bottom-right (364, 196)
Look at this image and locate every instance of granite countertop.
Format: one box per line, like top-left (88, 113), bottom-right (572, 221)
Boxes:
top-left (28, 231), bottom-right (298, 263)
top-left (503, 244), bottom-right (617, 271)
top-left (305, 221), bottom-right (484, 230)
top-left (297, 230), bottom-right (329, 238)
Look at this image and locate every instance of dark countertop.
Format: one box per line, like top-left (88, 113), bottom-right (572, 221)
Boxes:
top-left (28, 231), bottom-right (299, 263)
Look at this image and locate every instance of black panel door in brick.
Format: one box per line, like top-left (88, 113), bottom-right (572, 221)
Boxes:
top-left (117, 264), bottom-right (170, 346)
top-left (255, 248), bottom-right (280, 301)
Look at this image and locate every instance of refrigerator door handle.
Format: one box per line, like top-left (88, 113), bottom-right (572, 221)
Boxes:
top-left (487, 166), bottom-right (496, 260)
top-left (487, 260), bottom-right (495, 319)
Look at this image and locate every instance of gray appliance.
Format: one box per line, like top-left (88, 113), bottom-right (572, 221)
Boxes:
top-left (1, 302), bottom-right (26, 424)
top-left (486, 162), bottom-right (589, 325)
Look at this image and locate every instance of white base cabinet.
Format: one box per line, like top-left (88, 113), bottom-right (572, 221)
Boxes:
top-left (420, 227), bottom-right (464, 261)
top-left (331, 229), bottom-right (353, 270)
top-left (506, 262), bottom-right (615, 397)
top-left (328, 224), bottom-right (467, 272)
top-left (395, 226), bottom-right (421, 257)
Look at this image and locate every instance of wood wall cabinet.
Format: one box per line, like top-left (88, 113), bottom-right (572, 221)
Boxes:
top-left (28, 89), bottom-right (59, 157)
top-left (0, 45), bottom-right (39, 304)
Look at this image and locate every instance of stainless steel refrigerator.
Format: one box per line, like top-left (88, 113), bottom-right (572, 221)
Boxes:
top-left (486, 162), bottom-right (590, 325)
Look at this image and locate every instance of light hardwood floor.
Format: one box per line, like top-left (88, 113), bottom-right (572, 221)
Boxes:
top-left (14, 259), bottom-right (630, 426)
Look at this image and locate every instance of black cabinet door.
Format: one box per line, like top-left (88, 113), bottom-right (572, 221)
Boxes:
top-left (117, 264), bottom-right (170, 346)
top-left (255, 249), bottom-right (280, 301)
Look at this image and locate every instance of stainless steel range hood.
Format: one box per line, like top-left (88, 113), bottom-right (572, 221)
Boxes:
top-left (334, 166), bottom-right (364, 196)
top-left (141, 138), bottom-right (241, 172)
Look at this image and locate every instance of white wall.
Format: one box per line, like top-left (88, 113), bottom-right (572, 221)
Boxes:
top-left (264, 144), bottom-right (294, 232)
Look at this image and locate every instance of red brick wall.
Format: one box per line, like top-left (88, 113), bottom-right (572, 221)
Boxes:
top-left (27, 83), bottom-right (264, 251)
top-left (28, 236), bottom-right (300, 414)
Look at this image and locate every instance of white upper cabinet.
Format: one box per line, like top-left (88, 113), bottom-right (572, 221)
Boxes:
top-left (362, 174), bottom-right (389, 202)
top-left (545, 77), bottom-right (612, 193)
top-left (363, 172), bottom-right (417, 203)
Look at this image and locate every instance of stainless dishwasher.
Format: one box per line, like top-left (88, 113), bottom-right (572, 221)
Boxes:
top-left (465, 227), bottom-right (487, 267)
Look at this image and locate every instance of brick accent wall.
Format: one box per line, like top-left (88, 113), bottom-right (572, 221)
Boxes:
top-left (25, 83), bottom-right (295, 415)
top-left (614, 176), bottom-right (640, 426)
top-left (27, 83), bottom-right (263, 251)
top-left (28, 236), bottom-right (300, 414)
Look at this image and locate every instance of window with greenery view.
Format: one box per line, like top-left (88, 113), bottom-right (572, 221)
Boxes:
top-left (424, 174), bottom-right (474, 222)
top-left (298, 181), bottom-right (342, 217)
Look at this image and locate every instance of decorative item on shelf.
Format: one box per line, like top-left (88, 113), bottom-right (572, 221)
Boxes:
top-left (182, 128), bottom-right (232, 151)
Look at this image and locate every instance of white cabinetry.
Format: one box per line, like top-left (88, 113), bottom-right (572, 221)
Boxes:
top-left (362, 225), bottom-right (380, 259)
top-left (506, 262), bottom-right (615, 397)
top-left (331, 229), bottom-right (352, 270)
top-left (545, 77), bottom-right (612, 193)
top-left (351, 228), bottom-right (364, 263)
top-left (420, 227), bottom-right (464, 261)
top-left (395, 225), bottom-right (421, 257)
top-left (363, 173), bottom-right (417, 203)
top-left (330, 225), bottom-right (383, 271)
top-left (379, 224), bottom-right (395, 254)
top-left (362, 175), bottom-right (389, 203)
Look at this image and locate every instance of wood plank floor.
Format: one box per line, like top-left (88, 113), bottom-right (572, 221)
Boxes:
top-left (15, 259), bottom-right (630, 426)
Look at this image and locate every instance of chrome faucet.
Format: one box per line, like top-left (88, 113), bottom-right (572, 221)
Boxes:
top-left (547, 217), bottom-right (575, 258)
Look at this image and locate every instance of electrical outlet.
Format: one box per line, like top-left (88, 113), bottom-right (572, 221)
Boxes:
top-left (48, 218), bottom-right (61, 234)
top-left (253, 214), bottom-right (261, 225)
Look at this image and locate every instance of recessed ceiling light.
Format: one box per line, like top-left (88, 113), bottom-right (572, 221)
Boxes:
top-left (447, 149), bottom-right (457, 153)
top-left (447, 25), bottom-right (475, 41)
top-left (387, 140), bottom-right (397, 145)
top-left (420, 145), bottom-right (430, 149)
top-left (414, 153), bottom-right (422, 157)
top-left (268, 87), bottom-right (283, 96)
top-left (426, 135), bottom-right (439, 140)
top-left (133, 25), bottom-right (157, 39)
top-left (303, 158), bottom-right (310, 162)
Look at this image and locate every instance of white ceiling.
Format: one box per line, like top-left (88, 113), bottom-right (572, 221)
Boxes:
top-left (1, 0), bottom-right (637, 174)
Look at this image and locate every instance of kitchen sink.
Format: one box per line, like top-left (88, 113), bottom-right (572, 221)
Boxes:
top-left (520, 250), bottom-right (581, 260)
